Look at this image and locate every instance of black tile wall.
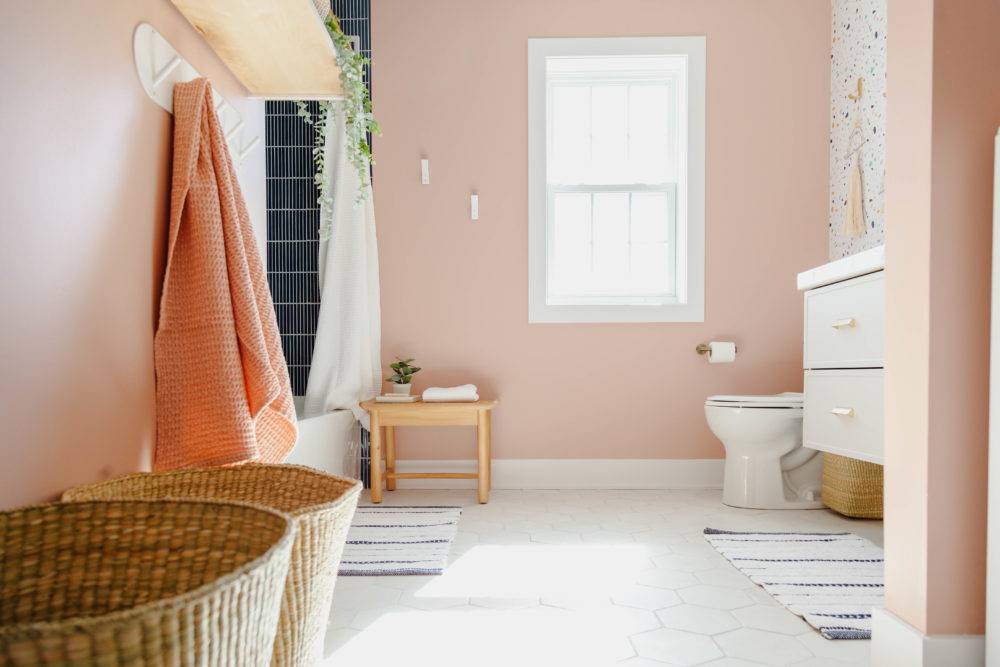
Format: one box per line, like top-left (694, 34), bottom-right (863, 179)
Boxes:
top-left (265, 99), bottom-right (321, 396)
top-left (265, 0), bottom-right (372, 396)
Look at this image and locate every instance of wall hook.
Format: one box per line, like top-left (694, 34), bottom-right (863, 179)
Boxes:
top-left (225, 120), bottom-right (245, 143)
top-left (152, 56), bottom-right (182, 89)
top-left (238, 137), bottom-right (261, 163)
top-left (847, 77), bottom-right (864, 101)
top-left (133, 22), bottom-right (260, 166)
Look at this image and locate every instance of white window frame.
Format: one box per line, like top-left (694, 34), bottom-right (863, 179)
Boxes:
top-left (528, 36), bottom-right (706, 323)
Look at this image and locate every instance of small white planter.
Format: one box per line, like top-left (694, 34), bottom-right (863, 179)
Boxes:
top-left (390, 383), bottom-right (412, 396)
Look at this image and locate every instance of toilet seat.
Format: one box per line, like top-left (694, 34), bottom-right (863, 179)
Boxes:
top-left (705, 392), bottom-right (803, 409)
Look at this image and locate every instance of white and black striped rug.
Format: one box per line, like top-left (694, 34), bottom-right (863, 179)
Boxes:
top-left (338, 506), bottom-right (462, 576)
top-left (704, 528), bottom-right (883, 640)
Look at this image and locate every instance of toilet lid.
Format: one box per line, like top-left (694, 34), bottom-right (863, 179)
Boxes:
top-left (705, 392), bottom-right (803, 408)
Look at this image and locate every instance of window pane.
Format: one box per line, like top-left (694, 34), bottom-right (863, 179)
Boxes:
top-left (630, 243), bottom-right (673, 294)
top-left (593, 192), bottom-right (628, 247)
top-left (592, 193), bottom-right (629, 294)
top-left (550, 193), bottom-right (591, 296)
top-left (550, 189), bottom-right (675, 299)
top-left (553, 192), bottom-right (591, 250)
top-left (547, 56), bottom-right (683, 188)
top-left (590, 85), bottom-right (627, 181)
top-left (628, 84), bottom-right (673, 182)
top-left (550, 85), bottom-right (590, 183)
top-left (631, 192), bottom-right (670, 243)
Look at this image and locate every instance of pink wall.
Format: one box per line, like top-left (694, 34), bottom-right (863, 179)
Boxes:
top-left (882, 0), bottom-right (935, 635)
top-left (371, 0), bottom-right (831, 460)
top-left (884, 0), bottom-right (1000, 636)
top-left (0, 2), bottom-right (266, 508)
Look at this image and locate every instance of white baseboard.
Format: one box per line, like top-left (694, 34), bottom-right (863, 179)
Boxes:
top-left (871, 607), bottom-right (985, 667)
top-left (390, 458), bottom-right (724, 490)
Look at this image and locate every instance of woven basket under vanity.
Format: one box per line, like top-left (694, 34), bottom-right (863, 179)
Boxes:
top-left (821, 453), bottom-right (884, 518)
top-left (0, 499), bottom-right (294, 666)
top-left (64, 464), bottom-right (362, 667)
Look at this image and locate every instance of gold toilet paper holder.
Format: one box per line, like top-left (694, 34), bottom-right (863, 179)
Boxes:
top-left (696, 343), bottom-right (738, 355)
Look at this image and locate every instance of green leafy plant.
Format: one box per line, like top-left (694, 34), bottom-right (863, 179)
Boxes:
top-left (386, 358), bottom-right (421, 385)
top-left (295, 14), bottom-right (381, 239)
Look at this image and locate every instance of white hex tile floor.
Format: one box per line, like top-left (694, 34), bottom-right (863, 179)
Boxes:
top-left (612, 584), bottom-right (683, 611)
top-left (656, 605), bottom-right (741, 635)
top-left (632, 628), bottom-right (725, 665)
top-left (678, 585), bottom-right (755, 611)
top-left (715, 628), bottom-right (813, 665)
top-left (321, 489), bottom-right (881, 666)
top-left (732, 605), bottom-right (813, 636)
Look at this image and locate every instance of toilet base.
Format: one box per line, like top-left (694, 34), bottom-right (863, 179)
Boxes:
top-left (722, 497), bottom-right (825, 511)
top-left (704, 399), bottom-right (824, 511)
top-left (722, 451), bottom-right (825, 511)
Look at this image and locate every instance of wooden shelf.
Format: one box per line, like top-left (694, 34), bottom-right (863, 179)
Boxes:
top-left (170, 0), bottom-right (343, 99)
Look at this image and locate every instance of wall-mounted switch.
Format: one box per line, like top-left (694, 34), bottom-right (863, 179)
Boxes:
top-left (471, 193), bottom-right (479, 221)
top-left (420, 159), bottom-right (430, 185)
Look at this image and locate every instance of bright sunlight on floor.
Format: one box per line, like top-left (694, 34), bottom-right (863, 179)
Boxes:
top-left (322, 489), bottom-right (882, 667)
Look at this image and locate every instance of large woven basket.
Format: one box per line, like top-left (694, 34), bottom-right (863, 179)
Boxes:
top-left (64, 464), bottom-right (362, 667)
top-left (821, 453), bottom-right (884, 519)
top-left (0, 499), bottom-right (294, 666)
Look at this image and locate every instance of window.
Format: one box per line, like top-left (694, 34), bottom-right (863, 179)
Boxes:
top-left (528, 37), bottom-right (705, 323)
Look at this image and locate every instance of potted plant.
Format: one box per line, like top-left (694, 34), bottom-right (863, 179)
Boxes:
top-left (386, 358), bottom-right (421, 395)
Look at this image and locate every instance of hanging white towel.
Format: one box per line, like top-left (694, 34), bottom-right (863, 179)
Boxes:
top-left (303, 101), bottom-right (382, 430)
top-left (843, 150), bottom-right (866, 238)
top-left (422, 384), bottom-right (480, 402)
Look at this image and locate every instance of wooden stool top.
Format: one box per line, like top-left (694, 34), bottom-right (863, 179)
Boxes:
top-left (361, 398), bottom-right (497, 410)
top-left (361, 398), bottom-right (497, 426)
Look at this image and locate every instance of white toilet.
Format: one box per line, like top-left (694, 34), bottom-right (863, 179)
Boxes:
top-left (704, 392), bottom-right (823, 510)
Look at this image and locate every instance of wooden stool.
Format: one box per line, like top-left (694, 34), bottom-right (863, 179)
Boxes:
top-left (360, 399), bottom-right (497, 504)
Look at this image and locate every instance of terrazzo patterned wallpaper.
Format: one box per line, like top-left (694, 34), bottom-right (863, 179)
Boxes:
top-left (829, 0), bottom-right (887, 260)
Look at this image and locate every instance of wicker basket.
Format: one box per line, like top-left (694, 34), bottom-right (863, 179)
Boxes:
top-left (64, 464), bottom-right (362, 667)
top-left (821, 453), bottom-right (884, 518)
top-left (0, 499), bottom-right (293, 666)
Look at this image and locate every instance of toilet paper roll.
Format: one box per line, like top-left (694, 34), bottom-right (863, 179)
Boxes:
top-left (707, 341), bottom-right (737, 363)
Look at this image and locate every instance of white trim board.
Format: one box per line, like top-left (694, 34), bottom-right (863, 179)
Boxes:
top-left (389, 459), bottom-right (724, 490)
top-left (871, 608), bottom-right (985, 667)
top-left (986, 126), bottom-right (1000, 666)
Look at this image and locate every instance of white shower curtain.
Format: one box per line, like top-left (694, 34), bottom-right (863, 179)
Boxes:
top-left (303, 101), bottom-right (382, 428)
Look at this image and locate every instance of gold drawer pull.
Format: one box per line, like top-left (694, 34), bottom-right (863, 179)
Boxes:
top-left (830, 407), bottom-right (855, 417)
top-left (831, 318), bottom-right (857, 329)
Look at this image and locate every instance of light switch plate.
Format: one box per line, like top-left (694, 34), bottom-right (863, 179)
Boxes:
top-left (471, 194), bottom-right (479, 220)
top-left (420, 159), bottom-right (430, 185)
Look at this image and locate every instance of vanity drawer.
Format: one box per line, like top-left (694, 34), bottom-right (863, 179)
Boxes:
top-left (803, 369), bottom-right (883, 464)
top-left (804, 271), bottom-right (884, 369)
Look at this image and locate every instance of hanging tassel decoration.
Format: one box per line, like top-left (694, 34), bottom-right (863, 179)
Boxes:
top-left (843, 150), bottom-right (866, 237)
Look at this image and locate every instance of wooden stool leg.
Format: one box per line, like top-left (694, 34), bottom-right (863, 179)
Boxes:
top-left (385, 425), bottom-right (397, 491)
top-left (370, 413), bottom-right (383, 503)
top-left (477, 409), bottom-right (491, 504)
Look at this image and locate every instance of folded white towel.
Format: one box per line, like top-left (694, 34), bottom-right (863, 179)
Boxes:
top-left (422, 384), bottom-right (479, 402)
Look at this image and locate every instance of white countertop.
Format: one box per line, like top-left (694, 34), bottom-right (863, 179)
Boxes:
top-left (797, 245), bottom-right (885, 291)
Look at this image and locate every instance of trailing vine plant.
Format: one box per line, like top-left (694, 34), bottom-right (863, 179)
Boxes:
top-left (296, 15), bottom-right (380, 239)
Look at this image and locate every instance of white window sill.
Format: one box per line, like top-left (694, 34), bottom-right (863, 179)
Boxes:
top-left (528, 301), bottom-right (704, 324)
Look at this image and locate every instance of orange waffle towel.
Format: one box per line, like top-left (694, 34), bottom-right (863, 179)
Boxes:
top-left (153, 78), bottom-right (297, 471)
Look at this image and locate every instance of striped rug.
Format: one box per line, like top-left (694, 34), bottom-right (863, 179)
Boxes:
top-left (704, 528), bottom-right (883, 640)
top-left (339, 506), bottom-right (462, 576)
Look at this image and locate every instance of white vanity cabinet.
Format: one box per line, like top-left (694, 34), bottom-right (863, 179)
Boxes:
top-left (798, 246), bottom-right (886, 464)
